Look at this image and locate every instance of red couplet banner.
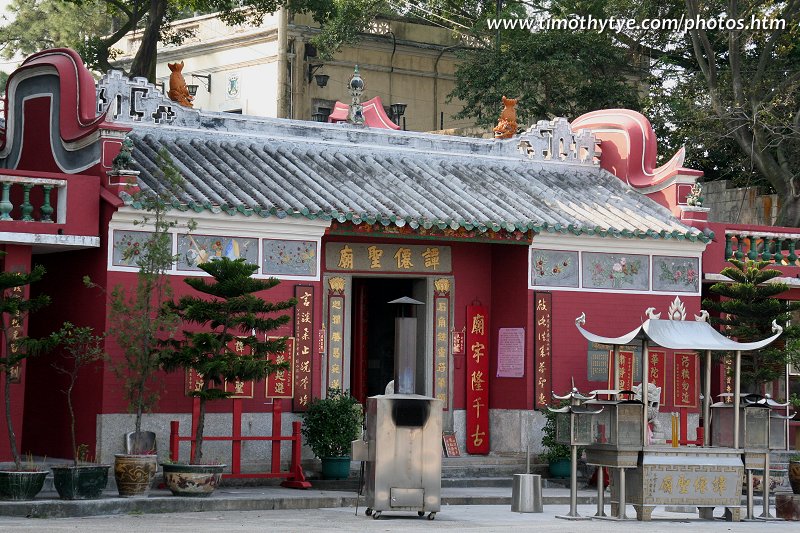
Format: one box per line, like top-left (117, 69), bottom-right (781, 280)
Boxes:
top-left (465, 305), bottom-right (490, 454)
top-left (673, 351), bottom-right (699, 408)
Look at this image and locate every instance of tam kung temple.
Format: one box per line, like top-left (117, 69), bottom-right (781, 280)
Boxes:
top-left (0, 48), bottom-right (799, 470)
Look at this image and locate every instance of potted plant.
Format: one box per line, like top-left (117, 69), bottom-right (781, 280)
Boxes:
top-left (0, 256), bottom-right (50, 500)
top-left (301, 389), bottom-right (362, 480)
top-left (89, 148), bottom-right (185, 496)
top-left (158, 257), bottom-right (294, 496)
top-left (48, 322), bottom-right (110, 500)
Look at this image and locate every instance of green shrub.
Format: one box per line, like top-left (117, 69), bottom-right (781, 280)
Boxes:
top-left (301, 389), bottom-right (362, 458)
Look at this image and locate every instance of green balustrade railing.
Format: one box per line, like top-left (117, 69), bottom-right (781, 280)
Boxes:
top-left (0, 176), bottom-right (66, 223)
top-left (725, 232), bottom-right (800, 266)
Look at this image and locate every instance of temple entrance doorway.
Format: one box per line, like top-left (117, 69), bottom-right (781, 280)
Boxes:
top-left (350, 277), bottom-right (427, 404)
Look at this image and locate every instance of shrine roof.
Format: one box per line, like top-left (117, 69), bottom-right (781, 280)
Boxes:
top-left (98, 72), bottom-right (709, 242)
top-left (575, 315), bottom-right (782, 351)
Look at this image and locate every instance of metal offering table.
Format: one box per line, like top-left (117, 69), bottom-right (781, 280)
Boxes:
top-left (575, 299), bottom-right (786, 522)
top-left (618, 446), bottom-right (744, 521)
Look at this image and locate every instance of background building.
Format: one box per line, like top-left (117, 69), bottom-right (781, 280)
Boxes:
top-left (114, 11), bottom-right (474, 132)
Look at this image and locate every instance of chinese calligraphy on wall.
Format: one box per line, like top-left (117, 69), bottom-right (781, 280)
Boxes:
top-left (533, 293), bottom-right (551, 408)
top-left (466, 305), bottom-right (490, 454)
top-left (433, 279), bottom-right (451, 408)
top-left (326, 276), bottom-right (347, 392)
top-left (293, 286), bottom-right (314, 411)
top-left (265, 337), bottom-right (295, 398)
top-left (326, 243), bottom-right (451, 273)
top-left (673, 352), bottom-right (699, 408)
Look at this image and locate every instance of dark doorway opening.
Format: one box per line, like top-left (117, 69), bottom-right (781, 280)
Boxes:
top-left (351, 277), bottom-right (425, 403)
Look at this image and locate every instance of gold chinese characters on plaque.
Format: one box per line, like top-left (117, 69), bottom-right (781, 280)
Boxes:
top-left (326, 243), bottom-right (451, 273)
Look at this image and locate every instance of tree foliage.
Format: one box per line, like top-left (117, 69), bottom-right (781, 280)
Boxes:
top-left (91, 148), bottom-right (187, 451)
top-left (158, 258), bottom-right (295, 463)
top-left (2, 0), bottom-right (797, 223)
top-left (703, 259), bottom-right (800, 390)
top-left (0, 0), bottom-right (115, 65)
top-left (0, 256), bottom-right (50, 470)
top-left (48, 322), bottom-right (106, 466)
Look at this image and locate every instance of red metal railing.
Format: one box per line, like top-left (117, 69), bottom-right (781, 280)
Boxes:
top-left (169, 398), bottom-right (310, 489)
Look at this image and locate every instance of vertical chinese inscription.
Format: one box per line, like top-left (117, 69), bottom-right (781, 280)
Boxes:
top-left (466, 304), bottom-right (490, 454)
top-left (293, 285), bottom-right (314, 411)
top-left (673, 351), bottom-right (699, 408)
top-left (7, 285), bottom-right (24, 383)
top-left (433, 279), bottom-right (451, 409)
top-left (223, 337), bottom-right (254, 398)
top-left (722, 354), bottom-right (733, 403)
top-left (327, 277), bottom-right (347, 392)
top-left (647, 349), bottom-right (666, 404)
top-left (608, 350), bottom-right (635, 391)
top-left (265, 337), bottom-right (295, 398)
top-left (534, 292), bottom-right (552, 409)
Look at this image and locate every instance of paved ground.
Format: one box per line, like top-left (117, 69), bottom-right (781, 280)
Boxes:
top-left (0, 504), bottom-right (797, 532)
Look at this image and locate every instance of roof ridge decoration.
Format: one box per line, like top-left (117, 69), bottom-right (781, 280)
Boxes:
top-left (516, 117), bottom-right (599, 166)
top-left (97, 70), bottom-right (199, 128)
top-left (1, 48), bottom-right (104, 172)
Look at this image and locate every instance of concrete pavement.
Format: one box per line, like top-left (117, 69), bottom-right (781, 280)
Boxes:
top-left (0, 503), bottom-right (798, 532)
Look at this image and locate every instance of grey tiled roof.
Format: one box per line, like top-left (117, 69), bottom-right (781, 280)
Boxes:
top-left (123, 116), bottom-right (707, 242)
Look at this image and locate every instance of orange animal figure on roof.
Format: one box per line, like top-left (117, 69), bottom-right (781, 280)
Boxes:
top-left (167, 61), bottom-right (193, 108)
top-left (493, 96), bottom-right (518, 139)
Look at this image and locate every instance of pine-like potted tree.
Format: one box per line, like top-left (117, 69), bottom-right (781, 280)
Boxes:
top-left (704, 259), bottom-right (800, 392)
top-left (0, 256), bottom-right (50, 500)
top-left (48, 323), bottom-right (110, 500)
top-left (158, 257), bottom-right (294, 496)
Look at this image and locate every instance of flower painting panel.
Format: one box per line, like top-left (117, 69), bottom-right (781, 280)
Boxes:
top-left (112, 230), bottom-right (159, 267)
top-left (263, 239), bottom-right (318, 277)
top-left (653, 256), bottom-right (700, 293)
top-left (177, 234), bottom-right (258, 271)
top-left (530, 249), bottom-right (579, 287)
top-left (582, 252), bottom-right (649, 290)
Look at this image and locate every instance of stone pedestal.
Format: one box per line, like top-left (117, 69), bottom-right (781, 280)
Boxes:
top-left (776, 493), bottom-right (800, 521)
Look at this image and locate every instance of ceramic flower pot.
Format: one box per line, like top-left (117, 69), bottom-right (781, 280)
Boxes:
top-left (114, 454), bottom-right (158, 497)
top-left (161, 463), bottom-right (225, 497)
top-left (51, 464), bottom-right (110, 500)
top-left (0, 470), bottom-right (48, 500)
top-left (789, 460), bottom-right (800, 495)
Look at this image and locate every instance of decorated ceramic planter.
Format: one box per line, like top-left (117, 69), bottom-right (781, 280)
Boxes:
top-left (161, 463), bottom-right (225, 497)
top-left (51, 465), bottom-right (110, 500)
top-left (789, 460), bottom-right (800, 495)
top-left (0, 470), bottom-right (48, 500)
top-left (114, 454), bottom-right (158, 497)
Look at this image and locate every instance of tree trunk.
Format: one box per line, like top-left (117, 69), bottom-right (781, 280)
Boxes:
top-left (67, 382), bottom-right (77, 467)
top-left (129, 0), bottom-right (167, 81)
top-left (193, 395), bottom-right (206, 464)
top-left (777, 191), bottom-right (800, 227)
top-left (4, 366), bottom-right (20, 470)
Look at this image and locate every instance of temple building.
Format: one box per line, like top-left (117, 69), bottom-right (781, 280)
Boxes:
top-left (0, 49), bottom-right (798, 466)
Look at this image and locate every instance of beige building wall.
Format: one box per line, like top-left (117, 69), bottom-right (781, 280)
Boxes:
top-left (113, 11), bottom-right (474, 132)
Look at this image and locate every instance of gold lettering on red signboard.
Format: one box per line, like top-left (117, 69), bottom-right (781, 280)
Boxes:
top-left (534, 293), bottom-right (552, 409)
top-left (465, 305), bottom-right (489, 454)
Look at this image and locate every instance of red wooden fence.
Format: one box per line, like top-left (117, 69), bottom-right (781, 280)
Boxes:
top-left (169, 398), bottom-right (310, 488)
